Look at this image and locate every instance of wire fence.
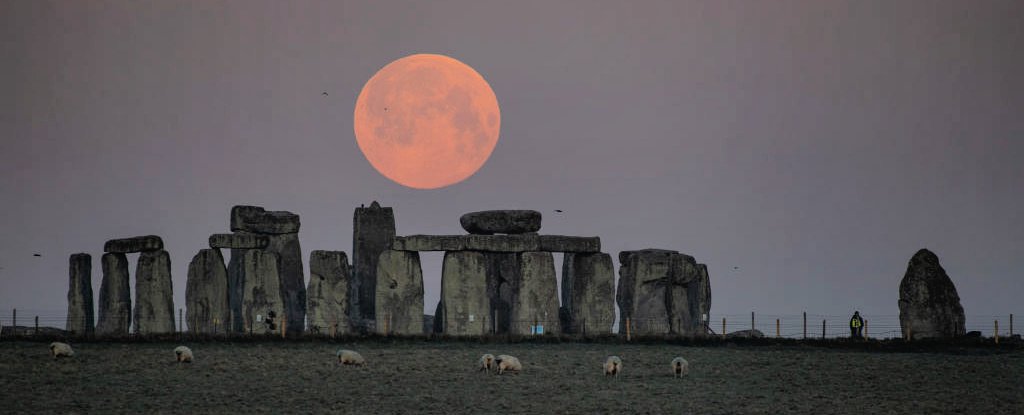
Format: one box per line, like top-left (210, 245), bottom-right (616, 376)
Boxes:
top-left (0, 308), bottom-right (1017, 341)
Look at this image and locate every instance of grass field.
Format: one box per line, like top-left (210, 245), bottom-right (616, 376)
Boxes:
top-left (2, 339), bottom-right (1021, 414)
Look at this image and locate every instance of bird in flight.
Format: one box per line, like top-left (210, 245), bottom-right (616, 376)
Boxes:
top-left (33, 253), bottom-right (41, 257)
top-left (554, 209), bottom-right (563, 213)
top-left (322, 92), bottom-right (329, 96)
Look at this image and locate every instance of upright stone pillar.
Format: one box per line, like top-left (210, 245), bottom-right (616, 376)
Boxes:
top-left (97, 253), bottom-right (131, 335)
top-left (898, 249), bottom-right (966, 339)
top-left (66, 253), bottom-right (94, 336)
top-left (352, 201), bottom-right (396, 328)
top-left (375, 250), bottom-right (424, 335)
top-left (240, 250), bottom-right (285, 335)
top-left (439, 251), bottom-right (490, 335)
top-left (307, 250), bottom-right (351, 334)
top-left (510, 252), bottom-right (560, 335)
top-left (689, 264), bottom-right (712, 335)
top-left (561, 252), bottom-right (615, 335)
top-left (133, 250), bottom-right (175, 335)
top-left (185, 249), bottom-right (229, 334)
top-left (616, 249), bottom-right (675, 335)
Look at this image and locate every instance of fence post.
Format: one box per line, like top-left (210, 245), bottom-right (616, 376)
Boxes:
top-left (751, 312), bottom-right (755, 332)
top-left (35, 316), bottom-right (39, 336)
top-left (722, 317), bottom-right (726, 339)
top-left (864, 319), bottom-right (868, 340)
top-left (821, 319), bottom-right (826, 339)
top-left (776, 319), bottom-right (780, 338)
top-left (626, 318), bottom-right (631, 341)
top-left (994, 320), bottom-right (999, 344)
top-left (12, 308), bottom-right (16, 334)
top-left (1011, 314), bottom-right (1014, 337)
top-left (178, 308), bottom-right (183, 336)
top-left (802, 312), bottom-right (807, 339)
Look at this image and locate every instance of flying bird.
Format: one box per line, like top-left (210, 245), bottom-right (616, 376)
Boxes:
top-left (33, 253), bottom-right (41, 257)
top-left (733, 266), bottom-right (739, 270)
top-left (322, 92), bottom-right (328, 96)
top-left (554, 209), bottom-right (563, 213)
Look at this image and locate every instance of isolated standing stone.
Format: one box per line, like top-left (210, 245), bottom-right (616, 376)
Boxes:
top-left (66, 253), bottom-right (94, 336)
top-left (460, 210), bottom-right (542, 234)
top-left (898, 249), bottom-right (966, 339)
top-left (240, 250), bottom-right (285, 335)
top-left (307, 250), bottom-right (351, 334)
top-left (439, 251), bottom-right (490, 335)
top-left (560, 252), bottom-right (615, 335)
top-left (185, 249), bottom-right (229, 334)
top-left (352, 201), bottom-right (396, 326)
top-left (104, 235), bottom-right (164, 253)
top-left (510, 252), bottom-right (560, 335)
top-left (96, 253), bottom-right (131, 336)
top-left (133, 250), bottom-right (175, 335)
top-left (265, 232), bottom-right (306, 336)
top-left (375, 250), bottom-right (424, 335)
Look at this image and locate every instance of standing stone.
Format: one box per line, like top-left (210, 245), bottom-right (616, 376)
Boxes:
top-left (66, 253), bottom-right (94, 336)
top-left (510, 252), bottom-right (560, 335)
top-left (689, 264), bottom-right (712, 335)
top-left (96, 253), bottom-right (131, 335)
top-left (485, 252), bottom-right (520, 334)
top-left (560, 252), bottom-right (615, 335)
top-left (460, 210), bottom-right (542, 234)
top-left (264, 232), bottom-right (305, 336)
top-left (374, 250), bottom-right (424, 335)
top-left (898, 249), bottom-right (966, 339)
top-left (307, 250), bottom-right (351, 334)
top-left (185, 249), bottom-right (229, 334)
top-left (352, 201), bottom-right (396, 327)
top-left (227, 249), bottom-right (246, 332)
top-left (439, 251), bottom-right (490, 335)
top-left (133, 250), bottom-right (175, 335)
top-left (240, 250), bottom-right (285, 335)
top-left (667, 254), bottom-right (700, 336)
top-left (616, 249), bottom-right (676, 335)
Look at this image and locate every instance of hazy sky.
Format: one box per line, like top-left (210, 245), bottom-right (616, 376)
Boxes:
top-left (2, 0), bottom-right (1021, 332)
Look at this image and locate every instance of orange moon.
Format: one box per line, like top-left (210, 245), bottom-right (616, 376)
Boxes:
top-left (354, 54), bottom-right (501, 189)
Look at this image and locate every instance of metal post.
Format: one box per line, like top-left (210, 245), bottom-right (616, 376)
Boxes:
top-left (751, 312), bottom-right (755, 332)
top-left (1011, 314), bottom-right (1014, 337)
top-left (12, 308), bottom-right (16, 334)
top-left (776, 319), bottom-right (780, 338)
top-left (722, 317), bottom-right (726, 339)
top-left (821, 319), bottom-right (826, 339)
top-left (35, 316), bottom-right (39, 336)
top-left (995, 320), bottom-right (999, 344)
top-left (803, 312), bottom-right (807, 339)
top-left (178, 308), bottom-right (183, 335)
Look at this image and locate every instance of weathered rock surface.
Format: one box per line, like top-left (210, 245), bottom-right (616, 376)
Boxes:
top-left (240, 250), bottom-right (285, 334)
top-left (230, 205), bottom-right (301, 234)
top-left (104, 235), bottom-right (163, 253)
top-left (133, 250), bottom-right (175, 335)
top-left (617, 249), bottom-right (706, 336)
top-left (390, 234), bottom-right (600, 253)
top-left (460, 210), bottom-right (542, 234)
top-left (898, 249), bottom-right (966, 339)
top-left (96, 253), bottom-right (131, 335)
top-left (484, 253), bottom-right (519, 334)
top-left (509, 252), bottom-right (560, 335)
top-left (227, 249), bottom-right (246, 332)
top-left (66, 253), bottom-right (94, 336)
top-left (307, 250), bottom-right (351, 334)
top-left (560, 252), bottom-right (615, 335)
top-left (374, 250), bottom-right (424, 335)
top-left (726, 329), bottom-right (764, 339)
top-left (667, 254), bottom-right (701, 335)
top-left (690, 264), bottom-right (712, 334)
top-left (422, 315), bottom-right (435, 334)
top-left (265, 232), bottom-right (306, 336)
top-left (185, 249), bottom-right (229, 334)
top-left (209, 233), bottom-right (269, 249)
top-left (352, 201), bottom-right (395, 327)
top-left (438, 251), bottom-right (491, 335)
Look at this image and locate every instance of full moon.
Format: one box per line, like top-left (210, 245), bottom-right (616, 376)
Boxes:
top-left (354, 54), bottom-right (501, 189)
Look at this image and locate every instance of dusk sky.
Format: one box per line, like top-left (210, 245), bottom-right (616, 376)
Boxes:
top-left (2, 1), bottom-right (1021, 332)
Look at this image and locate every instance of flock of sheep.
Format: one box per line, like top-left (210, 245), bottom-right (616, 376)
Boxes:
top-left (48, 342), bottom-right (690, 378)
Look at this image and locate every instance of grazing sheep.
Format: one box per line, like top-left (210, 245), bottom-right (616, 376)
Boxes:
top-left (603, 356), bottom-right (622, 377)
top-left (671, 356), bottom-right (689, 378)
top-left (495, 354), bottom-right (521, 375)
top-left (49, 342), bottom-right (74, 358)
top-left (479, 354), bottom-right (495, 372)
top-left (336, 349), bottom-right (365, 366)
top-left (174, 346), bottom-right (194, 363)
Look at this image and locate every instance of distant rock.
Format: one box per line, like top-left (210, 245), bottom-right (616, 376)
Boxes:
top-left (898, 249), bottom-right (966, 339)
top-left (133, 250), bottom-right (175, 335)
top-left (66, 253), bottom-right (94, 336)
top-left (208, 233), bottom-right (268, 249)
top-left (96, 253), bottom-right (131, 336)
top-left (726, 329), bottom-right (764, 339)
top-left (103, 235), bottom-right (163, 253)
top-left (460, 210), bottom-right (542, 234)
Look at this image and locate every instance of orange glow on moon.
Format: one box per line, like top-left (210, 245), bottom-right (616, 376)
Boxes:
top-left (354, 54), bottom-right (501, 189)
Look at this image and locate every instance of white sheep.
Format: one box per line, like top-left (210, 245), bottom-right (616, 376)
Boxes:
top-left (603, 355), bottom-right (622, 377)
top-left (174, 346), bottom-right (194, 363)
top-left (479, 353), bottom-right (495, 372)
top-left (495, 354), bottom-right (521, 375)
top-left (671, 356), bottom-right (689, 378)
top-left (336, 349), bottom-right (365, 366)
top-left (49, 342), bottom-right (74, 358)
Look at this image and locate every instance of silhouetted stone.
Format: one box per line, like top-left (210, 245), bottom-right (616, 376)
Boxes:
top-left (96, 253), bottom-right (131, 336)
top-left (240, 250), bottom-right (285, 335)
top-left (374, 250), bottom-right (424, 335)
top-left (227, 248), bottom-right (246, 332)
top-left (103, 235), bottom-right (163, 253)
top-left (185, 249), bottom-right (229, 334)
top-left (617, 249), bottom-right (676, 335)
top-left (352, 201), bottom-right (396, 327)
top-left (538, 235), bottom-right (601, 253)
top-left (307, 250), bottom-right (351, 334)
top-left (230, 205), bottom-right (300, 234)
top-left (392, 235), bottom-right (467, 251)
top-left (423, 315), bottom-right (434, 334)
top-left (460, 210), bottom-right (542, 234)
top-left (66, 253), bottom-right (94, 336)
top-left (898, 249), bottom-right (966, 339)
top-left (509, 252), bottom-right (560, 335)
top-left (690, 264), bottom-right (712, 335)
top-left (484, 253), bottom-right (519, 334)
top-left (133, 250), bottom-right (175, 335)
top-left (560, 252), bottom-right (615, 335)
top-left (439, 251), bottom-right (490, 335)
top-left (667, 253), bottom-right (701, 335)
top-left (265, 232), bottom-right (305, 336)
top-left (209, 233), bottom-right (268, 249)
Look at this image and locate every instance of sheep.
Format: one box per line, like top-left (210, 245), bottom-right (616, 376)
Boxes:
top-left (49, 342), bottom-right (74, 358)
top-left (174, 346), bottom-right (194, 363)
top-left (494, 354), bottom-right (521, 375)
top-left (479, 353), bottom-right (496, 372)
top-left (671, 356), bottom-right (689, 378)
top-left (336, 349), bottom-right (365, 366)
top-left (603, 356), bottom-right (622, 377)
